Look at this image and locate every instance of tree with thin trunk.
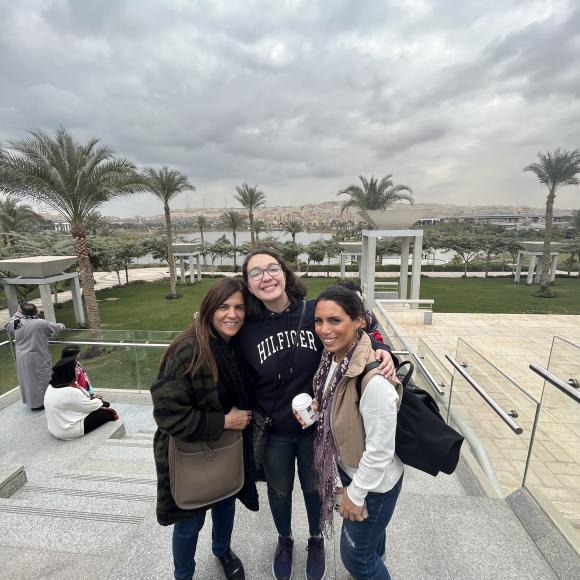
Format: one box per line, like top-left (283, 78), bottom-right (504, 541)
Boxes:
top-left (338, 174), bottom-right (413, 213)
top-left (194, 214), bottom-right (209, 268)
top-left (284, 219), bottom-right (303, 243)
top-left (0, 128), bottom-right (145, 330)
top-left (254, 219), bottom-right (266, 242)
top-left (234, 183), bottom-right (265, 248)
top-left (524, 149), bottom-right (580, 296)
top-left (221, 211), bottom-right (247, 272)
top-left (144, 166), bottom-right (195, 299)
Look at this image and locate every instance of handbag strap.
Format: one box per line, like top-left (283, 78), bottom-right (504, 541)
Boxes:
top-left (356, 359), bottom-right (415, 399)
top-left (267, 300), bottom-right (307, 420)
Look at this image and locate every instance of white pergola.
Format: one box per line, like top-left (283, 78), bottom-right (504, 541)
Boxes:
top-left (361, 229), bottom-right (423, 308)
top-left (172, 243), bottom-right (202, 284)
top-left (0, 256), bottom-right (85, 324)
top-left (514, 241), bottom-right (562, 285)
top-left (338, 241), bottom-right (362, 278)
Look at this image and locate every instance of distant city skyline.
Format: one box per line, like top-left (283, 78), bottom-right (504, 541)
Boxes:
top-left (1, 1), bottom-right (579, 217)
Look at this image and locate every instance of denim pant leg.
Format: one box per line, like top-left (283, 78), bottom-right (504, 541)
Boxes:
top-left (211, 496), bottom-right (236, 557)
top-left (172, 512), bottom-right (207, 579)
top-left (296, 432), bottom-right (322, 537)
top-left (339, 471), bottom-right (403, 580)
top-left (263, 433), bottom-right (296, 537)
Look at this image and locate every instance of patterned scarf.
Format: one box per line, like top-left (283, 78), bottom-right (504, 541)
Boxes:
top-left (313, 330), bottom-right (362, 536)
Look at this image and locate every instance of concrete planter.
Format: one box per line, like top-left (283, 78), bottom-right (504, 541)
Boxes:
top-left (359, 207), bottom-right (430, 229)
top-left (0, 256), bottom-right (77, 278)
top-left (172, 243), bottom-right (201, 254)
top-left (519, 241), bottom-right (563, 253)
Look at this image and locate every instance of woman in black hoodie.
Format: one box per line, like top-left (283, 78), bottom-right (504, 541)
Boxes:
top-left (238, 249), bottom-right (396, 580)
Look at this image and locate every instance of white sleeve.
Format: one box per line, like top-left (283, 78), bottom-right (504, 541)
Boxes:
top-left (68, 389), bottom-right (103, 413)
top-left (347, 375), bottom-right (399, 506)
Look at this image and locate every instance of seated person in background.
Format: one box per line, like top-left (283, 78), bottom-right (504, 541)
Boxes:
top-left (59, 345), bottom-right (111, 407)
top-left (44, 357), bottom-right (119, 440)
top-left (61, 344), bottom-right (94, 395)
top-left (337, 279), bottom-right (384, 343)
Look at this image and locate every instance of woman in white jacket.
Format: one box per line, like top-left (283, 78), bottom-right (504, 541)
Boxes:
top-left (44, 357), bottom-right (119, 440)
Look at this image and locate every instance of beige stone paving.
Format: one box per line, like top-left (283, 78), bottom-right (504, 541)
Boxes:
top-left (387, 310), bottom-right (580, 543)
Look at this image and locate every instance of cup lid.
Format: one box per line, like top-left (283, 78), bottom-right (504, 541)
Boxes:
top-left (292, 393), bottom-right (312, 409)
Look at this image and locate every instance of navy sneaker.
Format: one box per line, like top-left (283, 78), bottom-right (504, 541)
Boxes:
top-left (272, 535), bottom-right (294, 580)
top-left (306, 536), bottom-right (326, 580)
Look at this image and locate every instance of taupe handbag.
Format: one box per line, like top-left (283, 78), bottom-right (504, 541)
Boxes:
top-left (168, 429), bottom-right (244, 510)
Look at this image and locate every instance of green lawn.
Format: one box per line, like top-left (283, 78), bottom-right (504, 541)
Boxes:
top-left (419, 277), bottom-right (580, 314)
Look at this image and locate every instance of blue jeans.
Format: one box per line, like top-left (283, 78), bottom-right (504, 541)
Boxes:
top-left (172, 497), bottom-right (235, 579)
top-left (263, 431), bottom-right (322, 537)
top-left (339, 468), bottom-right (403, 580)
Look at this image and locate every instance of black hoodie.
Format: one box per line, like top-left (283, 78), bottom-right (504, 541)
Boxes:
top-left (236, 299), bottom-right (322, 436)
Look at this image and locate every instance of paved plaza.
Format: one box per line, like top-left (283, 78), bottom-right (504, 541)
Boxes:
top-left (386, 309), bottom-right (580, 551)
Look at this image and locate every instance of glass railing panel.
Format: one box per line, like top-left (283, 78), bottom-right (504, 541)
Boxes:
top-left (0, 329), bottom-right (17, 397)
top-left (524, 338), bottom-right (580, 550)
top-left (416, 338), bottom-right (452, 411)
top-left (448, 338), bottom-right (539, 496)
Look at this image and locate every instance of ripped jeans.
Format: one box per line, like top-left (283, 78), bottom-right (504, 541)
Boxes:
top-left (338, 467), bottom-right (403, 580)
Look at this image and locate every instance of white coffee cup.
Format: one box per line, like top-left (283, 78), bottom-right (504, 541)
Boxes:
top-left (292, 393), bottom-right (317, 427)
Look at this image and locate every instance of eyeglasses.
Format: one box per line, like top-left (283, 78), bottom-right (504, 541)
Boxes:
top-left (247, 263), bottom-right (283, 280)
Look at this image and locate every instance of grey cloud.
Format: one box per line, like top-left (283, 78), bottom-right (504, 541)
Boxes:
top-left (0, 0), bottom-right (579, 216)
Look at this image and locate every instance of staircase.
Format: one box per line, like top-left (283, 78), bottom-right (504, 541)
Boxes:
top-left (0, 400), bottom-right (575, 579)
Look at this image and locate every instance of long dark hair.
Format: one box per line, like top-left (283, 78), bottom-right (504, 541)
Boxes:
top-left (315, 285), bottom-right (365, 320)
top-left (159, 278), bottom-right (246, 383)
top-left (242, 248), bottom-right (307, 317)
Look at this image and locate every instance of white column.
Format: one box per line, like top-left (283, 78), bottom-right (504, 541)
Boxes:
top-left (70, 275), bottom-right (86, 325)
top-left (514, 252), bottom-right (523, 283)
top-left (189, 255), bottom-right (194, 283)
top-left (550, 253), bottom-right (559, 282)
top-left (3, 283), bottom-right (19, 316)
top-left (534, 254), bottom-right (543, 284)
top-left (179, 257), bottom-right (185, 283)
top-left (196, 255), bottom-right (202, 282)
top-left (361, 235), bottom-right (368, 299)
top-left (399, 237), bottom-right (410, 300)
top-left (410, 232), bottom-right (423, 306)
top-left (526, 255), bottom-right (536, 284)
top-left (340, 252), bottom-right (346, 278)
top-left (39, 283), bottom-right (56, 323)
top-left (366, 236), bottom-right (377, 308)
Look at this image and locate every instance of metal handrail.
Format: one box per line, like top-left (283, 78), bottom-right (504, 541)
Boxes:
top-left (49, 339), bottom-right (169, 348)
top-left (529, 363), bottom-right (580, 403)
top-left (413, 352), bottom-right (445, 396)
top-left (446, 354), bottom-right (523, 434)
top-left (0, 340), bottom-right (10, 347)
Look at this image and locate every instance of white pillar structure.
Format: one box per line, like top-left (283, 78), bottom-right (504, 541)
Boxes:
top-left (70, 276), bottom-right (85, 325)
top-left (410, 231), bottom-right (423, 305)
top-left (550, 254), bottom-right (559, 283)
top-left (340, 253), bottom-right (346, 278)
top-left (196, 255), bottom-right (202, 282)
top-left (39, 284), bottom-right (56, 322)
top-left (514, 252), bottom-right (524, 283)
top-left (526, 255), bottom-right (536, 285)
top-left (174, 252), bottom-right (202, 284)
top-left (399, 238), bottom-right (410, 300)
top-left (361, 229), bottom-right (423, 308)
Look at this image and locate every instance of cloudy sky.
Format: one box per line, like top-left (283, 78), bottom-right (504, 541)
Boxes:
top-left (1, 0), bottom-right (579, 217)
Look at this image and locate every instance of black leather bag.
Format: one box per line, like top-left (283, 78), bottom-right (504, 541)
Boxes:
top-left (357, 360), bottom-right (464, 476)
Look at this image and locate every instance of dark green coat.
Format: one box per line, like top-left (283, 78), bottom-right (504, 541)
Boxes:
top-left (151, 336), bottom-right (257, 526)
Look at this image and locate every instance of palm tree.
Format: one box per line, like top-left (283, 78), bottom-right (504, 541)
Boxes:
top-left (221, 211), bottom-right (247, 272)
top-left (0, 128), bottom-right (144, 329)
top-left (234, 183), bottom-right (266, 248)
top-left (254, 219), bottom-right (266, 242)
top-left (83, 209), bottom-right (110, 235)
top-left (284, 219), bottom-right (303, 243)
top-left (524, 149), bottom-right (580, 296)
top-left (194, 214), bottom-right (209, 267)
top-left (338, 174), bottom-right (413, 213)
top-left (144, 166), bottom-right (195, 299)
top-left (0, 195), bottom-right (43, 245)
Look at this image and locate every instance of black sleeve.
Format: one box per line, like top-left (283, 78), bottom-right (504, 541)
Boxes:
top-left (368, 334), bottom-right (399, 367)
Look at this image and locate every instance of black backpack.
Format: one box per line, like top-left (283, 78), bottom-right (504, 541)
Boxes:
top-left (356, 360), bottom-right (464, 476)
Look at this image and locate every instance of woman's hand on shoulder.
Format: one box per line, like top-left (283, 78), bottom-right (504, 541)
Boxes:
top-left (224, 406), bottom-right (252, 430)
top-left (374, 350), bottom-right (396, 382)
